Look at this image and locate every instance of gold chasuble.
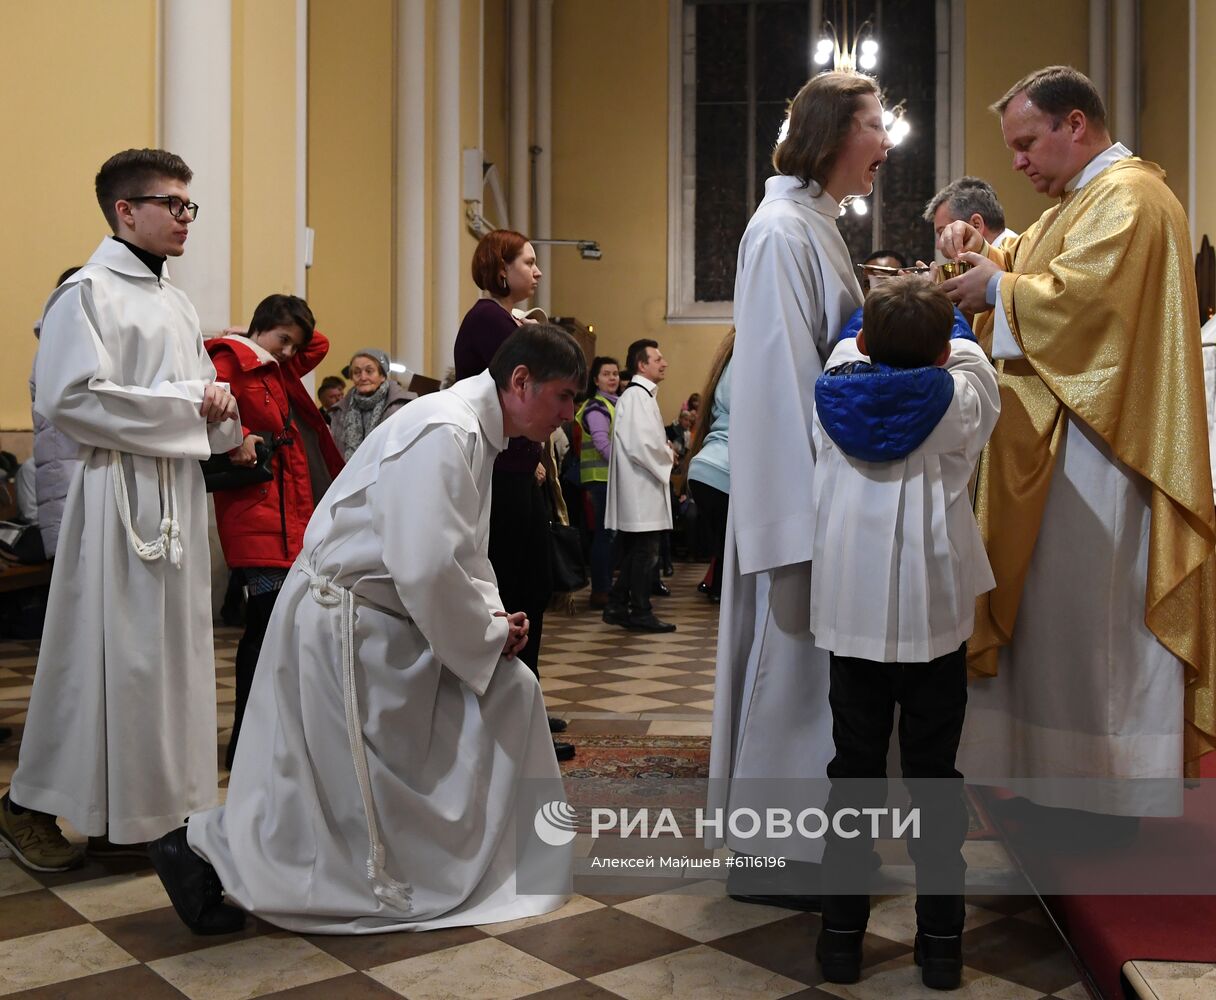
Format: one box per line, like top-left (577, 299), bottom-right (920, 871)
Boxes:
top-left (970, 157), bottom-right (1216, 773)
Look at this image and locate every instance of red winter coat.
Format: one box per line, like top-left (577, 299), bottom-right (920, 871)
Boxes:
top-left (207, 332), bottom-right (345, 568)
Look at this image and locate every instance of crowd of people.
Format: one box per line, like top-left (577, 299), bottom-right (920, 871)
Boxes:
top-left (1, 60), bottom-right (1212, 994)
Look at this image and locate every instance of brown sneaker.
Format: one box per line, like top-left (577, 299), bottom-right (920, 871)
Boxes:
top-left (0, 795), bottom-right (85, 872)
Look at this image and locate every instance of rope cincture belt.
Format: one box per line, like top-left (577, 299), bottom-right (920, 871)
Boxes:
top-left (111, 451), bottom-right (183, 567)
top-left (301, 555), bottom-right (415, 912)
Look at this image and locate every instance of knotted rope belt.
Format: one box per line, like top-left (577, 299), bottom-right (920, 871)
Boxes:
top-left (299, 555), bottom-right (414, 912)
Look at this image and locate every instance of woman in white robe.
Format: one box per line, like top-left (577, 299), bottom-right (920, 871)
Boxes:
top-left (10, 237), bottom-right (241, 845)
top-left (187, 368), bottom-right (572, 934)
top-left (707, 72), bottom-right (893, 880)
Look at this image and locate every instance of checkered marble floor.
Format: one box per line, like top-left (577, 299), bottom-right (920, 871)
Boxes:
top-left (0, 562), bottom-right (1098, 998)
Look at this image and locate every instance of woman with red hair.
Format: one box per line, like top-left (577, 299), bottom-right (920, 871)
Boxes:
top-left (453, 231), bottom-right (573, 761)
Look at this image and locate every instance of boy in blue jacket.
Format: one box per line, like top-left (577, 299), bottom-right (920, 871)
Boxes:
top-left (809, 277), bottom-right (1000, 990)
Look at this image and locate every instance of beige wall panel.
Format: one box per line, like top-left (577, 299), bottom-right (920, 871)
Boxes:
top-left (1139, 0), bottom-right (1188, 208)
top-left (0, 1), bottom-right (158, 430)
top-left (232, 0), bottom-right (300, 326)
top-left (308, 0), bottom-right (395, 385)
top-left (551, 0), bottom-right (726, 419)
top-left (963, 0), bottom-right (1089, 236)
top-left (1197, 1), bottom-right (1216, 246)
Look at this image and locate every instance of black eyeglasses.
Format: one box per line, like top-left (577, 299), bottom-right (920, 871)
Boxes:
top-left (126, 195), bottom-right (199, 221)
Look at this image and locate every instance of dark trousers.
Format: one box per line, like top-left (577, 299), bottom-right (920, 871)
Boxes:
top-left (584, 482), bottom-right (614, 595)
top-left (609, 531), bottom-right (660, 616)
top-left (688, 480), bottom-right (728, 598)
top-left (822, 644), bottom-right (969, 937)
top-left (226, 588), bottom-right (280, 769)
top-left (488, 469), bottom-right (553, 676)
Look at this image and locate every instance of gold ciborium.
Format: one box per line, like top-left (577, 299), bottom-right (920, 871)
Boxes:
top-left (936, 260), bottom-right (973, 283)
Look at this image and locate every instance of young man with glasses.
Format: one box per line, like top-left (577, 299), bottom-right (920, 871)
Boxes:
top-left (0, 148), bottom-right (242, 871)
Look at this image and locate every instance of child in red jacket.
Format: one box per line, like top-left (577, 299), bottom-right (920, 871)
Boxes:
top-left (207, 295), bottom-right (344, 769)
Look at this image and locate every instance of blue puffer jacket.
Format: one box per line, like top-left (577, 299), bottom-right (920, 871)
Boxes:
top-left (814, 307), bottom-right (976, 463)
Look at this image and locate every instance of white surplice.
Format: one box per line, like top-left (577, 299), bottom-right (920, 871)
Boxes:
top-left (957, 145), bottom-right (1186, 815)
top-left (809, 338), bottom-right (1000, 663)
top-left (10, 238), bottom-right (241, 843)
top-left (706, 176), bottom-right (863, 861)
top-left (188, 372), bottom-right (570, 934)
top-left (605, 374), bottom-right (672, 533)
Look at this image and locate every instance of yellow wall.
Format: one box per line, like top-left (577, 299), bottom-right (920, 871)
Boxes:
top-left (232, 0), bottom-right (300, 326)
top-left (306, 0), bottom-right (395, 385)
top-left (1197, 2), bottom-right (1216, 247)
top-left (1139, 0), bottom-right (1188, 209)
top-left (962, 0), bottom-right (1090, 235)
top-left (550, 0), bottom-right (727, 419)
top-left (0, 1), bottom-right (159, 430)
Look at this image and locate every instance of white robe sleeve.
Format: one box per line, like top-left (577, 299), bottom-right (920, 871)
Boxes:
top-left (33, 281), bottom-right (223, 460)
top-left (729, 227), bottom-right (826, 576)
top-left (944, 339), bottom-right (1002, 464)
top-left (616, 393), bottom-right (671, 486)
top-left (370, 425), bottom-right (509, 697)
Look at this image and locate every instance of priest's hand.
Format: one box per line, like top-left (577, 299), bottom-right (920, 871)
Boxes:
top-left (495, 610), bottom-right (530, 659)
top-left (201, 383), bottom-right (238, 423)
top-left (937, 220), bottom-right (984, 260)
top-left (940, 252), bottom-right (1001, 314)
top-left (229, 434), bottom-right (260, 466)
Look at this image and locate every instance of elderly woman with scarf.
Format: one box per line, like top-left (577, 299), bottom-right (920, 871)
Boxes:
top-left (328, 348), bottom-right (410, 460)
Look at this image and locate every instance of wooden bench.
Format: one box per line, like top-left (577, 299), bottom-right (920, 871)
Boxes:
top-left (0, 560), bottom-right (52, 594)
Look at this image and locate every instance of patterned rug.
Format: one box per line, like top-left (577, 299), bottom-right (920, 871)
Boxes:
top-left (558, 734), bottom-right (997, 839)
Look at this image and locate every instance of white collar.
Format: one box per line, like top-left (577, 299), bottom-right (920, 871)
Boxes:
top-left (87, 237), bottom-right (173, 281)
top-left (629, 374), bottom-right (659, 395)
top-left (1065, 142), bottom-right (1133, 193)
top-left (447, 370), bottom-right (507, 452)
top-left (764, 174), bottom-right (843, 219)
top-left (222, 333), bottom-right (277, 365)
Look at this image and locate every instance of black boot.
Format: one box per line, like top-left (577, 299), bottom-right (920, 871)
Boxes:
top-left (815, 927), bottom-right (864, 984)
top-left (914, 932), bottom-right (963, 991)
top-left (149, 827), bottom-right (247, 935)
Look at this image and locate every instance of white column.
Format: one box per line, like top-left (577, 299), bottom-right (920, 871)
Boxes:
top-left (1112, 0), bottom-right (1138, 149)
top-left (534, 0), bottom-right (553, 313)
top-left (296, 0), bottom-right (309, 297)
top-left (397, 0), bottom-right (427, 371)
top-left (434, 0), bottom-right (463, 373)
top-left (509, 0), bottom-right (531, 235)
top-left (1089, 0), bottom-right (1109, 111)
top-left (161, 0), bottom-right (232, 333)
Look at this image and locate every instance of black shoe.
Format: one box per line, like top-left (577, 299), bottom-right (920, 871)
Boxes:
top-left (652, 582), bottom-right (671, 597)
top-left (548, 716), bottom-right (568, 734)
top-left (554, 741), bottom-right (576, 762)
top-left (816, 927), bottom-right (864, 984)
top-left (727, 859), bottom-right (821, 911)
top-left (602, 605), bottom-right (629, 625)
top-left (697, 581), bottom-right (710, 595)
top-left (625, 614), bottom-right (677, 633)
top-left (149, 827), bottom-right (247, 935)
top-left (914, 932), bottom-right (962, 990)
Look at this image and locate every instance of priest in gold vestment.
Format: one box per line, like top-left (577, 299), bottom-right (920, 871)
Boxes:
top-left (941, 66), bottom-right (1216, 816)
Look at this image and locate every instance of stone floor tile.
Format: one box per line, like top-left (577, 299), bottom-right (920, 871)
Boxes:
top-left (498, 906), bottom-right (696, 979)
top-left (366, 937), bottom-right (575, 1000)
top-left (148, 934), bottom-right (351, 1000)
top-left (588, 943), bottom-right (805, 1000)
top-left (0, 925), bottom-right (136, 996)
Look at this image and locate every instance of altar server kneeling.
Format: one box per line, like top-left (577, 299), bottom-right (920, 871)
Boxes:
top-left (150, 324), bottom-right (584, 935)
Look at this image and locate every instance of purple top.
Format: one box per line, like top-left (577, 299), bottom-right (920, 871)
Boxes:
top-left (583, 393), bottom-right (617, 462)
top-left (454, 298), bottom-right (542, 473)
